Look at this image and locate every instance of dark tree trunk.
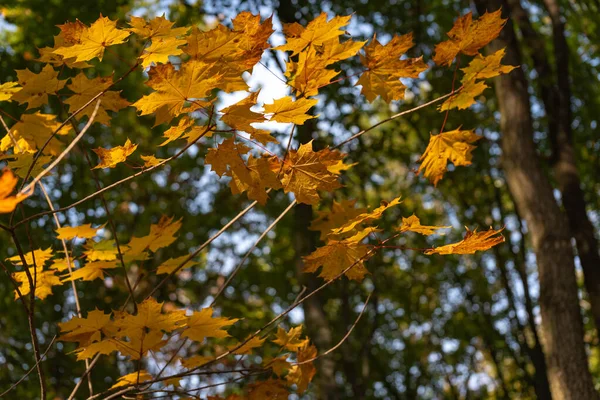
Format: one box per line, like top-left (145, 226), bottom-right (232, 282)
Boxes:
top-left (509, 0), bottom-right (600, 333)
top-left (474, 1), bottom-right (599, 398)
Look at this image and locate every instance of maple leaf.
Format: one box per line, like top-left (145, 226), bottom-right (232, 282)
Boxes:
top-left (128, 15), bottom-right (189, 39)
top-left (0, 81), bottom-right (21, 102)
top-left (116, 330), bottom-right (167, 359)
top-left (417, 129), bottom-right (482, 186)
top-left (84, 239), bottom-right (119, 261)
top-left (7, 248), bottom-right (54, 267)
top-left (11, 64), bottom-right (66, 110)
top-left (286, 38), bottom-right (365, 97)
top-left (228, 154), bottom-right (282, 205)
top-left (140, 154), bottom-right (166, 168)
top-left (433, 10), bottom-right (506, 67)
top-left (276, 13), bottom-right (351, 55)
top-left (220, 91), bottom-right (277, 145)
top-left (61, 260), bottom-right (118, 282)
top-left (272, 326), bottom-right (307, 351)
top-left (110, 370), bottom-right (152, 389)
top-left (280, 141), bottom-right (345, 205)
top-left (49, 257), bottom-right (75, 272)
top-left (425, 227), bottom-right (505, 255)
top-left (303, 228), bottom-right (376, 281)
top-left (229, 335), bottom-right (266, 355)
top-left (53, 15), bottom-right (131, 62)
top-left (64, 73), bottom-right (130, 126)
top-left (310, 200), bottom-right (368, 240)
top-left (92, 138), bottom-right (138, 169)
top-left (357, 33), bottom-right (428, 103)
top-left (114, 298), bottom-right (187, 338)
top-left (2, 153), bottom-right (52, 179)
top-left (55, 224), bottom-right (100, 240)
top-left (439, 80), bottom-right (488, 111)
top-left (332, 197), bottom-right (402, 234)
top-left (159, 117), bottom-right (195, 146)
top-left (133, 61), bottom-right (221, 126)
top-left (126, 215), bottom-right (182, 256)
top-left (397, 215), bottom-right (450, 235)
top-left (13, 269), bottom-right (62, 300)
top-left (181, 355), bottom-right (215, 369)
top-left (139, 37), bottom-right (187, 68)
top-left (73, 339), bottom-right (119, 360)
top-left (247, 379), bottom-right (289, 399)
top-left (287, 342), bottom-right (317, 393)
top-left (156, 255), bottom-right (199, 275)
top-left (461, 48), bottom-right (517, 81)
top-left (0, 169), bottom-right (29, 213)
top-left (263, 96), bottom-right (318, 125)
top-left (181, 308), bottom-right (239, 343)
top-left (0, 112), bottom-right (71, 156)
top-left (59, 309), bottom-right (113, 346)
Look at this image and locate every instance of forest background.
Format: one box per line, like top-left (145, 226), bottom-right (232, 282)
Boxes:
top-left (1, 0), bottom-right (599, 398)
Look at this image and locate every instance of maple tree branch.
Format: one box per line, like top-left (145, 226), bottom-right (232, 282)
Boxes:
top-left (210, 199), bottom-right (297, 307)
top-left (67, 354), bottom-right (100, 400)
top-left (335, 89), bottom-right (460, 148)
top-left (21, 100), bottom-right (101, 196)
top-left (145, 197), bottom-right (260, 299)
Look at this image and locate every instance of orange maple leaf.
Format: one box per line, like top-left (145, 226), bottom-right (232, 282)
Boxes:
top-left (425, 227), bottom-right (505, 255)
top-left (0, 169), bottom-right (29, 214)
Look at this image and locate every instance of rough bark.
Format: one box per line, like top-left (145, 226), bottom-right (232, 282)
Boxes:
top-left (474, 1), bottom-right (599, 398)
top-left (509, 0), bottom-right (600, 332)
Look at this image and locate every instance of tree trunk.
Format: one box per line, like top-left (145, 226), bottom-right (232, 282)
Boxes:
top-left (474, 1), bottom-right (598, 398)
top-left (509, 0), bottom-right (600, 333)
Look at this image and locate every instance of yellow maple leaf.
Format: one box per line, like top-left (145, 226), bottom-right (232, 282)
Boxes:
top-left (332, 197), bottom-right (402, 235)
top-left (228, 154), bottom-right (282, 205)
top-left (263, 96), bottom-right (318, 125)
top-left (128, 15), bottom-right (189, 39)
top-left (7, 247), bottom-right (53, 267)
top-left (285, 38), bottom-right (365, 97)
top-left (397, 215), bottom-right (450, 235)
top-left (280, 141), bottom-right (344, 205)
top-left (116, 330), bottom-right (167, 360)
top-left (181, 308), bottom-right (239, 343)
top-left (64, 73), bottom-right (130, 126)
top-left (0, 81), bottom-right (21, 102)
top-left (206, 138), bottom-right (251, 178)
top-left (140, 154), bottom-right (166, 168)
top-left (417, 129), bottom-right (482, 186)
top-left (61, 260), bottom-right (118, 282)
top-left (110, 370), bottom-right (152, 389)
top-left (356, 33), bottom-right (428, 103)
top-left (276, 13), bottom-right (351, 55)
top-left (114, 298), bottom-right (187, 338)
top-left (53, 15), bottom-right (130, 62)
top-left (0, 112), bottom-right (71, 156)
top-left (159, 117), bottom-right (195, 146)
top-left (55, 223), bottom-right (100, 240)
top-left (310, 199), bottom-right (367, 240)
top-left (229, 335), bottom-right (266, 355)
top-left (303, 228), bottom-right (375, 281)
top-left (58, 309), bottom-right (113, 346)
top-left (433, 10), bottom-right (506, 67)
top-left (0, 169), bottom-right (29, 214)
top-left (126, 215), bottom-right (182, 255)
top-left (133, 61), bottom-right (221, 126)
top-left (461, 48), bottom-right (517, 81)
top-left (83, 239), bottom-right (118, 261)
top-left (139, 36), bottom-right (187, 68)
top-left (11, 64), bottom-right (66, 110)
top-left (425, 227), bottom-right (505, 255)
top-left (92, 138), bottom-right (137, 169)
top-left (287, 342), bottom-right (317, 393)
top-left (220, 91), bottom-right (277, 145)
top-left (272, 326), bottom-right (306, 351)
top-left (73, 339), bottom-right (119, 360)
top-left (439, 79), bottom-right (488, 111)
top-left (156, 255), bottom-right (200, 275)
top-left (12, 268), bottom-right (61, 300)
top-left (49, 257), bottom-right (75, 272)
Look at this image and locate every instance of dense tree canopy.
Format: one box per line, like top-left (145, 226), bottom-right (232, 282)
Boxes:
top-left (1, 0), bottom-right (599, 399)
